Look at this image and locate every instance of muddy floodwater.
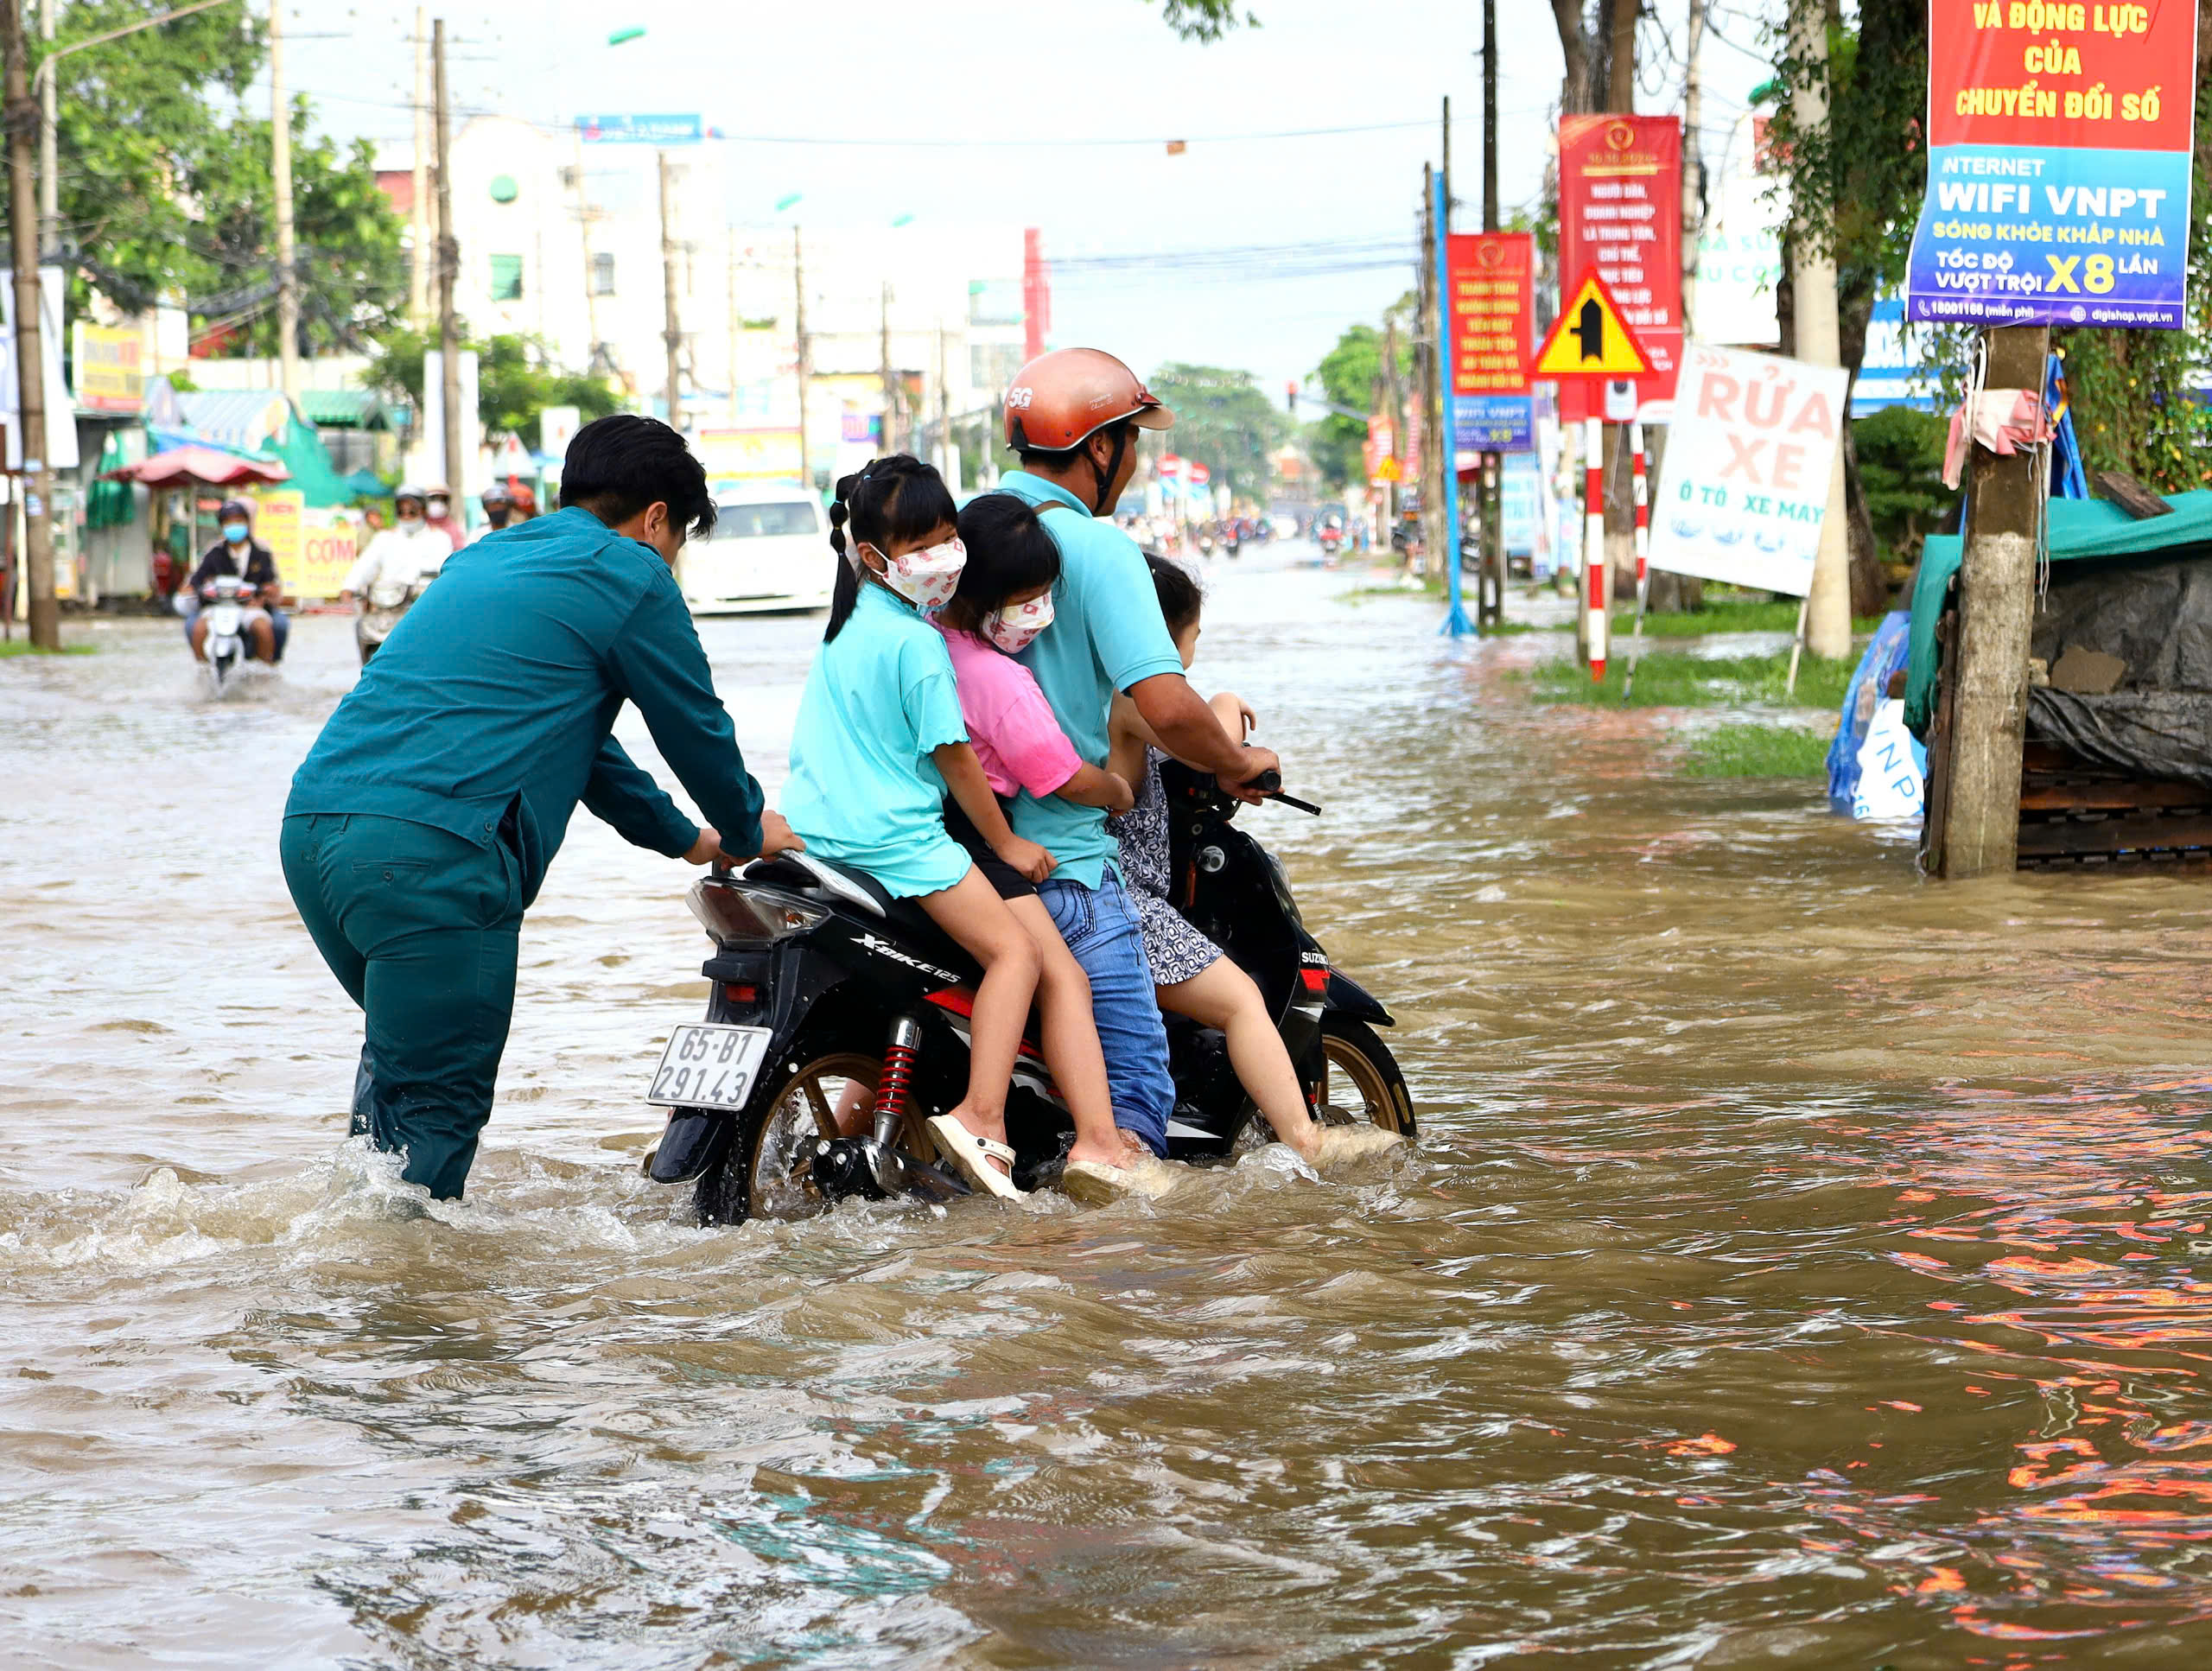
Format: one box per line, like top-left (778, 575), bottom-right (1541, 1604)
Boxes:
top-left (9, 555), bottom-right (2212, 1668)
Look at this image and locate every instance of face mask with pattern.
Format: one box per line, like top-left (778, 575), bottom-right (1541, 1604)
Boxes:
top-left (862, 537), bottom-right (966, 610)
top-left (982, 592), bottom-right (1053, 654)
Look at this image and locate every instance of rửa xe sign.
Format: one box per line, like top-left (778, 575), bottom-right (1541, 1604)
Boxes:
top-left (1906, 0), bottom-right (2197, 328)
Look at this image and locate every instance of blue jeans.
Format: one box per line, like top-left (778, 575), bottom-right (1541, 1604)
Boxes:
top-left (1037, 873), bottom-right (1173, 1156)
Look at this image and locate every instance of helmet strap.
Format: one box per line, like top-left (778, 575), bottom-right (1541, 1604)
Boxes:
top-left (1089, 425), bottom-right (1128, 516)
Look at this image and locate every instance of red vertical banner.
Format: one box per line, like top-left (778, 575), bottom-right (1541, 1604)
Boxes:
top-left (1446, 232), bottom-right (1534, 394)
top-left (1558, 115), bottom-right (1683, 404)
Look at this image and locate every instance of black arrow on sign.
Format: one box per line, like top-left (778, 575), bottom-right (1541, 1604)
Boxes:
top-left (1570, 297), bottom-right (1605, 363)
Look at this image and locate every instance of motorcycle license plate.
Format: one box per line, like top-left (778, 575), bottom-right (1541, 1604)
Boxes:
top-left (645, 1023), bottom-right (770, 1111)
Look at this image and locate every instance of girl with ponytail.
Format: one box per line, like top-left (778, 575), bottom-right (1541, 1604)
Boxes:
top-left (779, 456), bottom-right (1135, 1198)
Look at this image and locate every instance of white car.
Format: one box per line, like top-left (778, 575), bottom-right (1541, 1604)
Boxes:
top-left (678, 486), bottom-right (834, 615)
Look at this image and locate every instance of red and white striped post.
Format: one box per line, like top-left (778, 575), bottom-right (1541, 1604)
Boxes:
top-left (1582, 416), bottom-right (1606, 680)
top-left (1629, 420), bottom-right (1649, 586)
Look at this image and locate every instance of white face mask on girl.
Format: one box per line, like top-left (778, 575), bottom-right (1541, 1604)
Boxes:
top-left (862, 537), bottom-right (966, 610)
top-left (983, 593), bottom-right (1054, 654)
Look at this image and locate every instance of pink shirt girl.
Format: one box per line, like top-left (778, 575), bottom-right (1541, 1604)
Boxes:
top-left (934, 624), bottom-right (1083, 799)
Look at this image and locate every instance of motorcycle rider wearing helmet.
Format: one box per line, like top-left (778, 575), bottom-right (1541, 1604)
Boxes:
top-left (186, 499), bottom-right (286, 664)
top-left (284, 416), bottom-right (798, 1203)
top-left (990, 347), bottom-right (1280, 1160)
top-left (469, 482), bottom-right (518, 543)
top-left (341, 486), bottom-right (453, 657)
top-left (421, 481), bottom-right (466, 551)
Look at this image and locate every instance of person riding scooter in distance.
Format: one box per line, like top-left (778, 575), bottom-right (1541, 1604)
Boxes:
top-left (341, 486), bottom-right (453, 665)
top-left (469, 482), bottom-right (518, 543)
top-left (185, 499), bottom-right (286, 665)
top-left (990, 347), bottom-right (1279, 1172)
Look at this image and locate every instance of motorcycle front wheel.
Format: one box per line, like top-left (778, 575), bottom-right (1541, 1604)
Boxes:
top-left (1317, 1015), bottom-right (1418, 1140)
top-left (692, 1045), bottom-right (942, 1226)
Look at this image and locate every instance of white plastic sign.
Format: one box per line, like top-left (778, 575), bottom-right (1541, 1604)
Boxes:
top-left (1853, 700), bottom-right (1928, 823)
top-left (1648, 344), bottom-right (1848, 596)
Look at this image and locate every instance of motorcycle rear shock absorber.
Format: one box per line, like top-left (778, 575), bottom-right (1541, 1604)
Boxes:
top-left (871, 1014), bottom-right (924, 1147)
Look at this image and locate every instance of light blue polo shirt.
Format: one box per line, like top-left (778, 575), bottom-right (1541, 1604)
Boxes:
top-left (781, 580), bottom-right (973, 898)
top-left (999, 472), bottom-right (1185, 889)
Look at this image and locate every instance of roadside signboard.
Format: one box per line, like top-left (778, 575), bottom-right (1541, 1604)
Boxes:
top-left (1531, 271), bottom-right (1655, 382)
top-left (697, 427), bottom-right (804, 483)
top-left (1647, 344), bottom-right (1850, 596)
top-left (1906, 0), bottom-right (2196, 328)
top-left (577, 114), bottom-right (703, 145)
top-left (72, 321), bottom-right (145, 413)
top-left (538, 403), bottom-right (582, 460)
top-left (1558, 114), bottom-right (1683, 401)
top-left (1446, 232), bottom-right (1535, 452)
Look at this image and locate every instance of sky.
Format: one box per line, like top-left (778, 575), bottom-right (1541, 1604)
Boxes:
top-left (267, 0), bottom-right (1777, 404)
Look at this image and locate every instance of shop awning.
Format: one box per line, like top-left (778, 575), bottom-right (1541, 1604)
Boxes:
top-left (103, 445), bottom-right (291, 488)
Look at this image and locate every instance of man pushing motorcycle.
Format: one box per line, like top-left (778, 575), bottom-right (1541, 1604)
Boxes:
top-left (282, 416), bottom-right (799, 1201)
top-left (991, 348), bottom-right (1281, 1160)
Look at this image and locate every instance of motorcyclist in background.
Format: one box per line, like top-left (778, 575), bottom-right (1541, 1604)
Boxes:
top-left (185, 499), bottom-right (285, 664)
top-left (342, 486), bottom-right (452, 664)
top-left (422, 482), bottom-right (466, 551)
top-left (469, 482), bottom-right (518, 543)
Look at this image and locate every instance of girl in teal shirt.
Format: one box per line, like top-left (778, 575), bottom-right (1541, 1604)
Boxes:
top-left (781, 456), bottom-right (1128, 1198)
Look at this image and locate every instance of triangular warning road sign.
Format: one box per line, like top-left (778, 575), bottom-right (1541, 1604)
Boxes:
top-left (1531, 270), bottom-right (1653, 381)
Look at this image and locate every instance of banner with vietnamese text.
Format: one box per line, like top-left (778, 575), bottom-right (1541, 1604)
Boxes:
top-left (1905, 0), bottom-right (2196, 328)
top-left (1559, 115), bottom-right (1684, 402)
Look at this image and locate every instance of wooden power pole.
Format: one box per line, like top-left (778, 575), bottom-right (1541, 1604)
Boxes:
top-left (270, 0), bottom-right (300, 408)
top-left (409, 6), bottom-right (429, 324)
top-left (432, 16), bottom-right (461, 495)
top-left (658, 150), bottom-right (682, 432)
top-left (1418, 162), bottom-right (1445, 581)
top-left (879, 281), bottom-right (896, 454)
top-left (1927, 324), bottom-right (2050, 879)
top-left (3, 0), bottom-right (55, 648)
top-left (1478, 0), bottom-right (1504, 627)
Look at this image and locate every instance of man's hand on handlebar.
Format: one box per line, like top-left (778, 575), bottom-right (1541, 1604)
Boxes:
top-left (1228, 745), bottom-right (1281, 804)
top-left (684, 810), bottom-right (806, 868)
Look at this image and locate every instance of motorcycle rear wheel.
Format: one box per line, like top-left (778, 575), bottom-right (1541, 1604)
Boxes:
top-left (1318, 1015), bottom-right (1418, 1140)
top-left (693, 1046), bottom-right (941, 1225)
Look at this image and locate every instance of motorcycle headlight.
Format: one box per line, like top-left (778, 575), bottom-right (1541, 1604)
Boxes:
top-left (686, 881), bottom-right (826, 946)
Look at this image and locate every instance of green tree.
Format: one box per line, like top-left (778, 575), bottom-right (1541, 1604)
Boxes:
top-left (1147, 0), bottom-right (1254, 40)
top-left (35, 0), bottom-right (265, 314)
top-left (1310, 324), bottom-right (1381, 493)
top-left (189, 117), bottom-right (406, 356)
top-left (1852, 407), bottom-right (1948, 567)
top-left (1145, 362), bottom-right (1285, 502)
top-left (365, 327), bottom-right (620, 445)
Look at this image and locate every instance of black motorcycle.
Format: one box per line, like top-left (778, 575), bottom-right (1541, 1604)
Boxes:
top-left (642, 770), bottom-right (1415, 1225)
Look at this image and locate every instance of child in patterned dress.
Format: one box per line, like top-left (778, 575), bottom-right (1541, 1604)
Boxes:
top-left (1105, 554), bottom-right (1402, 1169)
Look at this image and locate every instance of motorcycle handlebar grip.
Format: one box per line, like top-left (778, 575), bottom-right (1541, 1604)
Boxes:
top-left (1243, 769), bottom-right (1283, 794)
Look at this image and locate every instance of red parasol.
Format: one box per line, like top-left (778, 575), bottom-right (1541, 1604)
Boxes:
top-left (104, 446), bottom-right (291, 488)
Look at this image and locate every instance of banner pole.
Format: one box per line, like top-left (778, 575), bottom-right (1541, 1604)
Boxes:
top-left (1784, 594), bottom-right (1809, 698)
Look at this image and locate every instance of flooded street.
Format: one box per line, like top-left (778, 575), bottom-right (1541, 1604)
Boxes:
top-left (10, 552), bottom-right (2212, 1668)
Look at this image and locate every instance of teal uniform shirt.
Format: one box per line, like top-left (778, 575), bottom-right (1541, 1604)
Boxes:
top-left (780, 580), bottom-right (973, 898)
top-left (287, 505), bottom-right (764, 905)
top-left (997, 472), bottom-right (1185, 889)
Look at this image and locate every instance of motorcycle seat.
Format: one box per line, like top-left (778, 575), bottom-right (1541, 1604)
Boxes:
top-left (742, 853), bottom-right (982, 983)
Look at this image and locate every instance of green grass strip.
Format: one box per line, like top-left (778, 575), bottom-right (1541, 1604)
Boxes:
top-left (0, 639), bottom-right (94, 658)
top-left (1679, 721), bottom-right (1834, 778)
top-left (1522, 646), bottom-right (1856, 711)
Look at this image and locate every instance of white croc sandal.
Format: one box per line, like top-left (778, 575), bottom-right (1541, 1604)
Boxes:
top-left (926, 1115), bottom-right (1025, 1201)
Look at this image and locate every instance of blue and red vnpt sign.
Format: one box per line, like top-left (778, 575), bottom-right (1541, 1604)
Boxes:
top-left (1906, 0), bottom-right (2197, 329)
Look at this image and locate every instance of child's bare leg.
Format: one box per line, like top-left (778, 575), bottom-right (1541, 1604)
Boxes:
top-left (918, 868), bottom-right (1039, 1166)
top-left (1007, 895), bottom-right (1129, 1169)
top-left (1155, 956), bottom-right (1322, 1160)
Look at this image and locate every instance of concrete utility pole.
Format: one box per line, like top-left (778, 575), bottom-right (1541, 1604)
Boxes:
top-left (35, 0), bottom-right (50, 258)
top-left (658, 150), bottom-right (681, 432)
top-left (1681, 0), bottom-right (1707, 337)
top-left (270, 0), bottom-right (299, 406)
top-left (409, 6), bottom-right (428, 325)
top-left (879, 280), bottom-right (896, 454)
top-left (1478, 0), bottom-right (1504, 628)
top-left (934, 321), bottom-right (950, 484)
top-left (1382, 314), bottom-right (1402, 539)
top-left (432, 16), bottom-right (461, 494)
top-left (792, 226), bottom-right (810, 488)
top-left (1788, 0), bottom-right (1850, 660)
top-left (3, 0), bottom-right (55, 648)
top-left (725, 241), bottom-right (739, 424)
top-left (1929, 324), bottom-right (2049, 879)
top-left (1419, 162), bottom-right (1446, 581)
